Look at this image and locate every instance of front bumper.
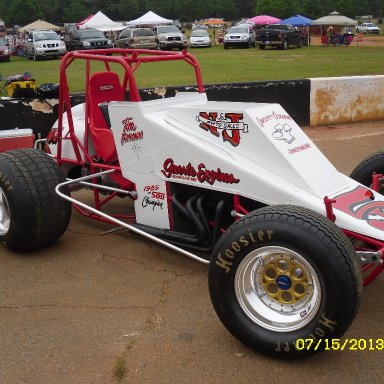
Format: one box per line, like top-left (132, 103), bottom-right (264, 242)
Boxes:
top-left (35, 47), bottom-right (66, 57)
top-left (159, 41), bottom-right (187, 49)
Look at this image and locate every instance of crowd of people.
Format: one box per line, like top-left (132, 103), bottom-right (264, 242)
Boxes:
top-left (322, 25), bottom-right (355, 46)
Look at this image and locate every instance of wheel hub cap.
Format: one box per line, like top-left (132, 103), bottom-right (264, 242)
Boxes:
top-left (235, 246), bottom-right (321, 332)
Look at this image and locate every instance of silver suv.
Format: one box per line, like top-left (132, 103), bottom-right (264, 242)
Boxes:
top-left (26, 30), bottom-right (66, 60)
top-left (223, 25), bottom-right (256, 49)
top-left (153, 25), bottom-right (187, 50)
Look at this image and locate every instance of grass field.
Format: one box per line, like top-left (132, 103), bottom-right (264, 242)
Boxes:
top-left (0, 41), bottom-right (383, 93)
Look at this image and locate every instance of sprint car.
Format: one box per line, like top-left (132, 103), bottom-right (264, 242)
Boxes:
top-left (0, 48), bottom-right (383, 357)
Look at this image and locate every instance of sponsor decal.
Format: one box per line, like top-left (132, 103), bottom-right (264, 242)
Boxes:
top-left (288, 143), bottom-right (311, 155)
top-left (142, 196), bottom-right (164, 210)
top-left (196, 112), bottom-right (248, 147)
top-left (120, 117), bottom-right (143, 147)
top-left (99, 84), bottom-right (114, 91)
top-left (161, 158), bottom-right (240, 185)
top-left (272, 123), bottom-right (296, 144)
top-left (256, 111), bottom-right (293, 128)
top-left (333, 186), bottom-right (384, 230)
top-left (142, 184), bottom-right (165, 211)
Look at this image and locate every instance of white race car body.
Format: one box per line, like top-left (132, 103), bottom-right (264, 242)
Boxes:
top-left (50, 91), bottom-right (384, 241)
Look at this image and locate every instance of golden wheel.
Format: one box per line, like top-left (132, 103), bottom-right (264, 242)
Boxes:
top-left (235, 246), bottom-right (321, 332)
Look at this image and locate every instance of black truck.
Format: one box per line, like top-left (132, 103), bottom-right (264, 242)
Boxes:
top-left (64, 29), bottom-right (113, 51)
top-left (256, 24), bottom-right (302, 50)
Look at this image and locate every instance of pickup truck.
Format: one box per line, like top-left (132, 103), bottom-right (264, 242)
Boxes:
top-left (152, 25), bottom-right (187, 50)
top-left (355, 23), bottom-right (380, 34)
top-left (256, 24), bottom-right (302, 49)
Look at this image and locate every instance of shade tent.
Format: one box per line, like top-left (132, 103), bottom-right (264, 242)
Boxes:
top-left (247, 15), bottom-right (281, 25)
top-left (18, 19), bottom-right (61, 32)
top-left (312, 11), bottom-right (357, 26)
top-left (281, 14), bottom-right (313, 46)
top-left (280, 14), bottom-right (313, 27)
top-left (76, 14), bottom-right (94, 28)
top-left (78, 11), bottom-right (125, 31)
top-left (127, 11), bottom-right (172, 26)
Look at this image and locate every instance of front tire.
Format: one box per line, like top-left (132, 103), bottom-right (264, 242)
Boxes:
top-left (0, 148), bottom-right (71, 252)
top-left (209, 205), bottom-right (362, 357)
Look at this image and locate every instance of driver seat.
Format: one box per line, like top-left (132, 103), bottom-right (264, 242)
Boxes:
top-left (88, 71), bottom-right (124, 163)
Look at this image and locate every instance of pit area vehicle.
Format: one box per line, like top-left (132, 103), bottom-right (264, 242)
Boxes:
top-left (1, 48), bottom-right (384, 358)
top-left (355, 22), bottom-right (380, 34)
top-left (256, 24), bottom-right (302, 50)
top-left (26, 30), bottom-right (66, 60)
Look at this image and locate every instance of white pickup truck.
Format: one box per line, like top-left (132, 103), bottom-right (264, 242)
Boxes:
top-left (356, 22), bottom-right (380, 34)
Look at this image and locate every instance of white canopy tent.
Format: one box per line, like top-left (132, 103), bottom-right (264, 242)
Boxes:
top-left (18, 19), bottom-right (61, 32)
top-left (312, 11), bottom-right (357, 26)
top-left (127, 11), bottom-right (173, 26)
top-left (78, 11), bottom-right (125, 31)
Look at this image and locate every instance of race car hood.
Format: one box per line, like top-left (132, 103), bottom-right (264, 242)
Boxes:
top-left (164, 97), bottom-right (348, 198)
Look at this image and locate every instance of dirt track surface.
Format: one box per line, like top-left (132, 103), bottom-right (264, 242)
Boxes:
top-left (1, 120), bottom-right (384, 383)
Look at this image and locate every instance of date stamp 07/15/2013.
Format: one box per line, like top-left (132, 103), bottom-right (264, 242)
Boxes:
top-left (295, 338), bottom-right (384, 351)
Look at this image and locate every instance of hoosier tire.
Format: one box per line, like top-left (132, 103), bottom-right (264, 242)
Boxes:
top-left (208, 205), bottom-right (362, 357)
top-left (0, 148), bottom-right (71, 252)
top-left (350, 151), bottom-right (384, 190)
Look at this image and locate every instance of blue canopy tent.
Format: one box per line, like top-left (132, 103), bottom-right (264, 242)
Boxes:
top-left (280, 14), bottom-right (313, 45)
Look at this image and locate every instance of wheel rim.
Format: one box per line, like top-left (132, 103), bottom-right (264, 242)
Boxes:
top-left (0, 186), bottom-right (11, 236)
top-left (235, 246), bottom-right (321, 332)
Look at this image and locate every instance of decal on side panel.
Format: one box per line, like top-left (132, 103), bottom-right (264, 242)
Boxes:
top-left (161, 158), bottom-right (240, 185)
top-left (120, 117), bottom-right (143, 146)
top-left (333, 186), bottom-right (384, 230)
top-left (196, 112), bottom-right (248, 147)
top-left (142, 184), bottom-right (165, 211)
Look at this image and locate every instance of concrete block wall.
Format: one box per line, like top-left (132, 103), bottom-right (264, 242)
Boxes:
top-left (310, 75), bottom-right (384, 125)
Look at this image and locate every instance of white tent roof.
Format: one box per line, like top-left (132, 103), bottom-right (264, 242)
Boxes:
top-left (312, 11), bottom-right (357, 26)
top-left (79, 11), bottom-right (125, 31)
top-left (127, 11), bottom-right (172, 26)
top-left (18, 19), bottom-right (61, 32)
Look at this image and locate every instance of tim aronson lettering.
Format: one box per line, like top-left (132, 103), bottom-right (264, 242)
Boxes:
top-left (161, 158), bottom-right (240, 185)
top-left (196, 112), bottom-right (248, 147)
top-left (121, 117), bottom-right (143, 146)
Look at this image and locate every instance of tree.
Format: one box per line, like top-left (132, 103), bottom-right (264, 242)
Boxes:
top-left (62, 0), bottom-right (89, 23)
top-left (6, 0), bottom-right (44, 26)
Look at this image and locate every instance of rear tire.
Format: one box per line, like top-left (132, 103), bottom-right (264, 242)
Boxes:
top-left (0, 148), bottom-right (71, 252)
top-left (350, 151), bottom-right (384, 190)
top-left (209, 205), bottom-right (362, 357)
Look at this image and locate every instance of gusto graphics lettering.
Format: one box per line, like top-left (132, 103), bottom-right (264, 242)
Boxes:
top-left (121, 117), bottom-right (143, 146)
top-left (161, 158), bottom-right (240, 185)
top-left (196, 112), bottom-right (248, 147)
top-left (256, 111), bottom-right (293, 128)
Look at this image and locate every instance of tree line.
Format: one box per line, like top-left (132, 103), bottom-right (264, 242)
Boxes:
top-left (0, 0), bottom-right (382, 27)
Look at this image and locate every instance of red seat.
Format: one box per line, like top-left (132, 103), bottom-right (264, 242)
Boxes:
top-left (88, 71), bottom-right (124, 163)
